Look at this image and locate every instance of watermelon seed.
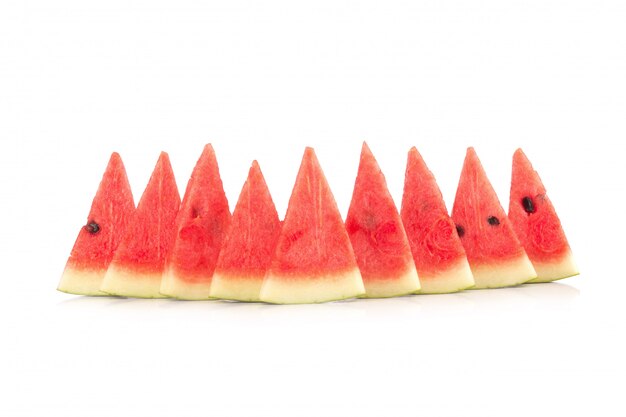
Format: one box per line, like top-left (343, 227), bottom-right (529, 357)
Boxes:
top-left (85, 222), bottom-right (100, 234)
top-left (522, 196), bottom-right (536, 214)
top-left (487, 216), bottom-right (500, 226)
top-left (456, 225), bottom-right (465, 237)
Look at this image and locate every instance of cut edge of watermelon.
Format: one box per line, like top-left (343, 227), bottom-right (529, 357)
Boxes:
top-left (160, 269), bottom-right (212, 300)
top-left (209, 273), bottom-right (264, 302)
top-left (361, 265), bottom-right (421, 298)
top-left (100, 266), bottom-right (167, 298)
top-left (57, 267), bottom-right (108, 296)
top-left (418, 259), bottom-right (475, 294)
top-left (260, 268), bottom-right (365, 304)
top-left (528, 249), bottom-right (579, 283)
top-left (469, 253), bottom-right (537, 289)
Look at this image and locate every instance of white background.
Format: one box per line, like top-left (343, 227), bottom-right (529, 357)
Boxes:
top-left (1, 1), bottom-right (625, 416)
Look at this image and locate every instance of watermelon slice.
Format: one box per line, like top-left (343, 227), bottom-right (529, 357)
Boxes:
top-left (508, 149), bottom-right (579, 282)
top-left (100, 152), bottom-right (181, 298)
top-left (345, 143), bottom-right (420, 298)
top-left (451, 148), bottom-right (536, 288)
top-left (160, 145), bottom-right (231, 300)
top-left (57, 153), bottom-right (135, 295)
top-left (400, 147), bottom-right (474, 293)
top-left (209, 161), bottom-right (281, 301)
top-left (260, 148), bottom-right (365, 304)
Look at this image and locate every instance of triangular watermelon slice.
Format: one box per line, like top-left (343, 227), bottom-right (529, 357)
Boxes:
top-left (260, 148), bottom-right (365, 304)
top-left (160, 144), bottom-right (231, 300)
top-left (58, 153), bottom-right (135, 295)
top-left (100, 152), bottom-right (181, 298)
top-left (345, 143), bottom-right (420, 298)
top-left (508, 149), bottom-right (579, 282)
top-left (451, 148), bottom-right (536, 288)
top-left (400, 147), bottom-right (475, 293)
top-left (210, 161), bottom-right (281, 301)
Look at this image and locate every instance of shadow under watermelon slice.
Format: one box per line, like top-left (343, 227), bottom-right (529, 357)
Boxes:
top-left (260, 147), bottom-right (365, 304)
top-left (100, 152), bottom-right (181, 298)
top-left (451, 148), bottom-right (536, 289)
top-left (58, 153), bottom-right (135, 296)
top-left (209, 160), bottom-right (281, 302)
top-left (508, 149), bottom-right (579, 282)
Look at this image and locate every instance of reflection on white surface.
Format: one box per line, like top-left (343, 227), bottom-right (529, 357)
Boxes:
top-left (515, 281), bottom-right (580, 299)
top-left (57, 281), bottom-right (580, 319)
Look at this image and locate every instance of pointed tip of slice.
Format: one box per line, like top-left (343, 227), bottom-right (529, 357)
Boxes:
top-left (200, 143), bottom-right (217, 162)
top-left (244, 160), bottom-right (268, 189)
top-left (158, 150), bottom-right (170, 162)
top-left (244, 160), bottom-right (269, 192)
top-left (406, 146), bottom-right (425, 166)
top-left (109, 151), bottom-right (122, 163)
top-left (298, 146), bottom-right (324, 179)
top-left (359, 141), bottom-right (376, 162)
top-left (106, 152), bottom-right (128, 175)
top-left (154, 151), bottom-right (176, 181)
top-left (154, 151), bottom-right (176, 176)
top-left (460, 146), bottom-right (486, 179)
top-left (191, 144), bottom-right (220, 178)
top-left (249, 160), bottom-right (263, 180)
top-left (512, 147), bottom-right (534, 173)
top-left (465, 146), bottom-right (479, 161)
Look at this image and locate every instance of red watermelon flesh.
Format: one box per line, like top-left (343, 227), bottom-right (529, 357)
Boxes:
top-left (400, 147), bottom-right (474, 293)
top-left (100, 152), bottom-right (181, 298)
top-left (345, 143), bottom-right (420, 297)
top-left (58, 153), bottom-right (135, 295)
top-left (260, 147), bottom-right (365, 304)
top-left (160, 144), bottom-right (232, 299)
top-left (451, 148), bottom-right (536, 288)
top-left (509, 149), bottom-right (578, 282)
top-left (210, 161), bottom-right (281, 301)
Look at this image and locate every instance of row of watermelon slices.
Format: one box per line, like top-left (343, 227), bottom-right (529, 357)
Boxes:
top-left (57, 144), bottom-right (578, 303)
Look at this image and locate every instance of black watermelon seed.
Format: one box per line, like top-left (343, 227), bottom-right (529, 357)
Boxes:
top-left (85, 222), bottom-right (100, 234)
top-left (522, 196), bottom-right (536, 214)
top-left (456, 224), bottom-right (465, 237)
top-left (487, 216), bottom-right (500, 226)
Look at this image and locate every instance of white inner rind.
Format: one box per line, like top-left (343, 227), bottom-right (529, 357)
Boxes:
top-left (418, 258), bottom-right (475, 294)
top-left (57, 267), bottom-right (108, 296)
top-left (100, 265), bottom-right (167, 298)
top-left (160, 268), bottom-right (212, 300)
top-left (529, 250), bottom-right (579, 283)
top-left (260, 268), bottom-right (365, 304)
top-left (361, 264), bottom-right (421, 298)
top-left (209, 272), bottom-right (264, 302)
top-left (469, 253), bottom-right (537, 289)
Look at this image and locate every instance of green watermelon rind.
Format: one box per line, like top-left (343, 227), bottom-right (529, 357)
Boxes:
top-left (209, 273), bottom-right (266, 302)
top-left (467, 254), bottom-right (537, 290)
top-left (57, 267), bottom-right (109, 296)
top-left (100, 266), bottom-right (168, 299)
top-left (259, 269), bottom-right (366, 304)
top-left (357, 266), bottom-right (421, 299)
top-left (526, 250), bottom-right (579, 283)
top-left (417, 259), bottom-right (476, 294)
top-left (159, 268), bottom-right (215, 300)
